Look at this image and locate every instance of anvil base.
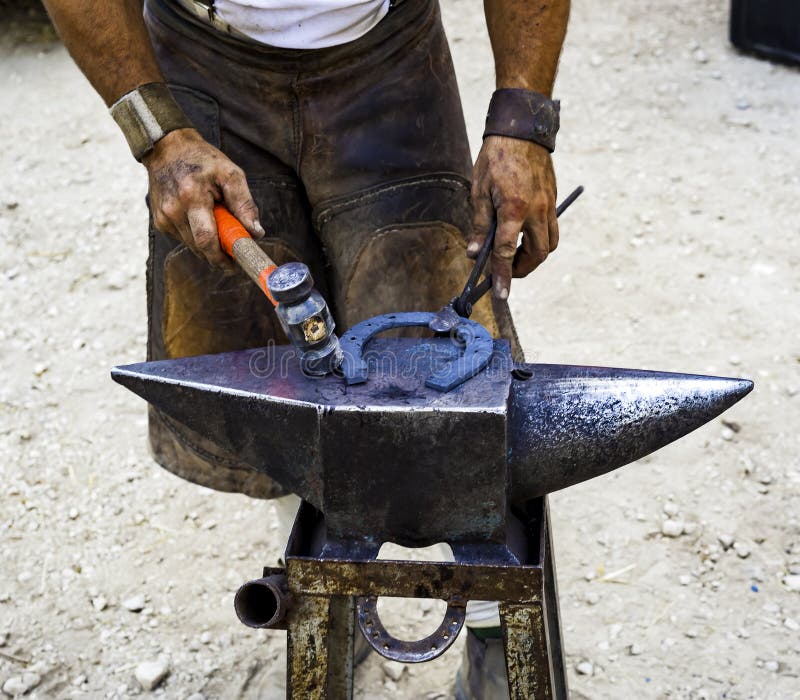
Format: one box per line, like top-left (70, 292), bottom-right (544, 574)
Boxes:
top-left (275, 497), bottom-right (566, 699)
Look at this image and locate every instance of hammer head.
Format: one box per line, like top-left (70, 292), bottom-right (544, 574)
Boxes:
top-left (111, 338), bottom-right (752, 553)
top-left (267, 262), bottom-right (342, 376)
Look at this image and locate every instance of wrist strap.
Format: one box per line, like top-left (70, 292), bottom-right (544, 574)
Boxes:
top-left (109, 83), bottom-right (194, 162)
top-left (483, 88), bottom-right (560, 153)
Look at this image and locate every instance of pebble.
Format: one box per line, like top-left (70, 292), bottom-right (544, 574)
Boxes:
top-left (575, 660), bottom-right (594, 675)
top-left (783, 575), bottom-right (800, 592)
top-left (733, 542), bottom-right (751, 559)
top-left (0, 631), bottom-right (7, 647)
top-left (692, 48), bottom-right (709, 64)
top-left (135, 659), bottom-right (170, 691)
top-left (764, 660), bottom-right (779, 672)
top-left (628, 643), bottom-right (644, 656)
top-left (679, 574), bottom-right (692, 586)
top-left (382, 660), bottom-right (406, 682)
top-left (68, 507), bottom-right (79, 520)
top-left (2, 672), bottom-right (42, 696)
top-left (91, 595), bottom-right (108, 612)
top-left (105, 270), bottom-right (128, 291)
top-left (735, 99), bottom-right (751, 111)
top-left (684, 628), bottom-right (698, 639)
top-left (584, 591), bottom-right (600, 605)
top-left (784, 617), bottom-right (799, 631)
top-left (663, 501), bottom-right (679, 516)
top-left (717, 534), bottom-right (735, 550)
top-left (661, 520), bottom-right (685, 538)
top-left (721, 427), bottom-right (735, 441)
top-left (122, 594), bottom-right (146, 612)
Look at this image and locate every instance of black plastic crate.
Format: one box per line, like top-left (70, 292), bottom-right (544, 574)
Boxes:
top-left (730, 0), bottom-right (800, 66)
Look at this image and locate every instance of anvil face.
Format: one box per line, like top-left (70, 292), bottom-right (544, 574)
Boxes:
top-left (112, 338), bottom-right (752, 550)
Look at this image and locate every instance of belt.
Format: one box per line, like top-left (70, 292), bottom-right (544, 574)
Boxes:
top-left (173, 0), bottom-right (405, 40)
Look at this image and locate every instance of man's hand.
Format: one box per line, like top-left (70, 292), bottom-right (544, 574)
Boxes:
top-left (143, 129), bottom-right (265, 268)
top-left (469, 136), bottom-right (558, 299)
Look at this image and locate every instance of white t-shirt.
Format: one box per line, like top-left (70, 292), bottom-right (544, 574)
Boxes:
top-left (215, 0), bottom-right (391, 49)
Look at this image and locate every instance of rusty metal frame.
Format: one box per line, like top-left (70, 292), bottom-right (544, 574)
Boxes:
top-left (279, 496), bottom-right (567, 699)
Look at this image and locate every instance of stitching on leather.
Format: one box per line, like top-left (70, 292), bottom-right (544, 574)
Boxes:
top-left (157, 411), bottom-right (256, 472)
top-left (249, 177), bottom-right (299, 191)
top-left (314, 174), bottom-right (470, 228)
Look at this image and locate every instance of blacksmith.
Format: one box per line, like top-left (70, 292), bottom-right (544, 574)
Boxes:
top-left (43, 0), bottom-right (569, 695)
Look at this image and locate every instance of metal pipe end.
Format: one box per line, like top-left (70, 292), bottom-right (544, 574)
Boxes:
top-left (234, 575), bottom-right (290, 629)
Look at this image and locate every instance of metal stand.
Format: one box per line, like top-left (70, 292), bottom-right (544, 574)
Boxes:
top-left (279, 496), bottom-right (567, 699)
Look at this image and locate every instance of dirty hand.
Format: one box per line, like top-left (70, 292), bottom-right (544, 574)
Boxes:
top-left (143, 128), bottom-right (265, 268)
top-left (469, 136), bottom-right (558, 299)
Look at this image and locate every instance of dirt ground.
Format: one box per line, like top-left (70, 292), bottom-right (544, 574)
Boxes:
top-left (1, 0), bottom-right (798, 698)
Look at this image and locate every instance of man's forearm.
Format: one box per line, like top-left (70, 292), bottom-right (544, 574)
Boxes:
top-left (42, 0), bottom-right (163, 105)
top-left (484, 0), bottom-right (570, 96)
top-left (43, 0), bottom-right (264, 267)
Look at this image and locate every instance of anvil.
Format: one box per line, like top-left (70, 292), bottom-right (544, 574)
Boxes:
top-left (112, 317), bottom-right (752, 563)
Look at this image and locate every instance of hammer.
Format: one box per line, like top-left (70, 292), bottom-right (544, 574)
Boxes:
top-left (213, 205), bottom-right (343, 376)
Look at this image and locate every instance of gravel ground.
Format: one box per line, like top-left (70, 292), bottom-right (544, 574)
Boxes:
top-left (1, 0), bottom-right (798, 698)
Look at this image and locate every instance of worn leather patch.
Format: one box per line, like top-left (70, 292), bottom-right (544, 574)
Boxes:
top-left (340, 221), bottom-right (498, 337)
top-left (149, 408), bottom-right (287, 499)
top-left (162, 239), bottom-right (296, 359)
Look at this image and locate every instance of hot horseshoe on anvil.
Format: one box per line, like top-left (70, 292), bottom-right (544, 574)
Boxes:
top-left (111, 189), bottom-right (752, 698)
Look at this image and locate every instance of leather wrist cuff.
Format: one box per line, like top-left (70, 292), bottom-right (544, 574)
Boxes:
top-left (483, 88), bottom-right (560, 153)
top-left (109, 83), bottom-right (194, 162)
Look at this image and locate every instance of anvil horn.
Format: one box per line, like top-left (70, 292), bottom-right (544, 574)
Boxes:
top-left (507, 364), bottom-right (753, 503)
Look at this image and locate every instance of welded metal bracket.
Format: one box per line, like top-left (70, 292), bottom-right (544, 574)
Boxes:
top-left (338, 311), bottom-right (495, 391)
top-left (274, 498), bottom-right (568, 699)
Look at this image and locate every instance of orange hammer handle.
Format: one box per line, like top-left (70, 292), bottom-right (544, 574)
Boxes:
top-left (214, 205), bottom-right (278, 306)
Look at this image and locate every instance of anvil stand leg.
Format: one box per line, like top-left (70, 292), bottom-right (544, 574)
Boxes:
top-left (500, 497), bottom-right (568, 700)
top-left (542, 498), bottom-right (568, 698)
top-left (286, 595), bottom-right (355, 700)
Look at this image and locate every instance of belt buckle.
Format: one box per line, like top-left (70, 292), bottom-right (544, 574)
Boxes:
top-left (192, 0), bottom-right (215, 21)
